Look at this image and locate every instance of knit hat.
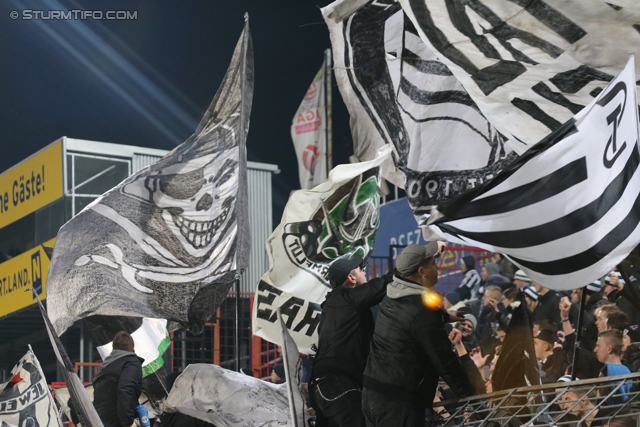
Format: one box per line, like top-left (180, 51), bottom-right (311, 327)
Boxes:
top-left (535, 328), bottom-right (556, 346)
top-left (273, 363), bottom-right (285, 380)
top-left (445, 292), bottom-right (461, 306)
top-left (462, 314), bottom-right (477, 330)
top-left (586, 280), bottom-right (601, 294)
top-left (513, 270), bottom-right (531, 282)
top-left (396, 242), bottom-right (440, 276)
top-left (558, 375), bottom-right (572, 383)
top-left (605, 271), bottom-right (626, 285)
top-left (524, 285), bottom-right (539, 301)
top-left (483, 263), bottom-right (500, 276)
top-left (462, 255), bottom-right (475, 270)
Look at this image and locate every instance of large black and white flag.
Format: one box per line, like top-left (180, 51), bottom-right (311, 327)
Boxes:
top-left (427, 57), bottom-right (640, 291)
top-left (322, 0), bottom-right (516, 211)
top-left (47, 18), bottom-right (253, 335)
top-left (0, 350), bottom-right (62, 427)
top-left (400, 0), bottom-right (640, 150)
top-left (252, 146), bottom-right (390, 352)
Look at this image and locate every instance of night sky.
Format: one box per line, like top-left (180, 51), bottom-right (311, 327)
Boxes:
top-left (0, 0), bottom-right (352, 222)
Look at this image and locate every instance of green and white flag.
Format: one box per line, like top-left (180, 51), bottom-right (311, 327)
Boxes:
top-left (252, 146), bottom-right (391, 352)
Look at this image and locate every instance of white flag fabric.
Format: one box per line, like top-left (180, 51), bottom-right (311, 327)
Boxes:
top-left (253, 146), bottom-right (391, 352)
top-left (292, 62), bottom-right (328, 189)
top-left (164, 364), bottom-right (290, 426)
top-left (47, 20), bottom-right (253, 336)
top-left (322, 0), bottom-right (516, 210)
top-left (426, 57), bottom-right (640, 291)
top-left (0, 350), bottom-right (62, 427)
top-left (278, 309), bottom-right (308, 427)
top-left (399, 0), bottom-right (640, 151)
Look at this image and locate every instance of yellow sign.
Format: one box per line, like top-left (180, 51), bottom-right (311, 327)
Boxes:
top-left (0, 238), bottom-right (55, 318)
top-left (0, 140), bottom-right (63, 228)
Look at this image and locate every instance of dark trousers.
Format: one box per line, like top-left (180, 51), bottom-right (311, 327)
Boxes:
top-left (311, 374), bottom-right (365, 427)
top-left (362, 387), bottom-right (425, 427)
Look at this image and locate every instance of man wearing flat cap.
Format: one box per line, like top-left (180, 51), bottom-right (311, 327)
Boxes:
top-left (362, 242), bottom-right (476, 427)
top-left (310, 252), bottom-right (393, 427)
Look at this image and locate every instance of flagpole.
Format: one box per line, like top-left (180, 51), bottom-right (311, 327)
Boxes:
top-left (324, 48), bottom-right (333, 177)
top-left (570, 286), bottom-right (587, 381)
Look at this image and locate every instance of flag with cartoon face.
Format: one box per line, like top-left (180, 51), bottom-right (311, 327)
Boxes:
top-left (47, 18), bottom-right (253, 335)
top-left (0, 350), bottom-right (62, 427)
top-left (252, 146), bottom-right (391, 352)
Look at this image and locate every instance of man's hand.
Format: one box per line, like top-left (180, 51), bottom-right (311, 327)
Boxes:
top-left (449, 328), bottom-right (462, 346)
top-left (559, 296), bottom-right (571, 319)
top-left (469, 347), bottom-right (490, 370)
top-left (447, 311), bottom-right (465, 323)
top-left (436, 241), bottom-right (447, 257)
top-left (487, 297), bottom-right (500, 313)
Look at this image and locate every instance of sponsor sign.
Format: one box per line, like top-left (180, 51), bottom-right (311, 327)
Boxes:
top-left (0, 140), bottom-right (63, 229)
top-left (0, 238), bottom-right (55, 317)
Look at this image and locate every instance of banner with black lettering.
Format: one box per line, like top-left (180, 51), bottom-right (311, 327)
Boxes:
top-left (46, 19), bottom-right (253, 336)
top-left (0, 350), bottom-right (62, 427)
top-left (399, 0), bottom-right (640, 150)
top-left (321, 0), bottom-right (516, 212)
top-left (252, 146), bottom-right (391, 352)
top-left (426, 57), bottom-right (640, 290)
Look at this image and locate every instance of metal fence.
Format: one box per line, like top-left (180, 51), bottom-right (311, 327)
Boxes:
top-left (433, 373), bottom-right (640, 426)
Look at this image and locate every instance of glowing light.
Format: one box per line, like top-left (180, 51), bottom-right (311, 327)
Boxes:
top-left (422, 289), bottom-right (443, 310)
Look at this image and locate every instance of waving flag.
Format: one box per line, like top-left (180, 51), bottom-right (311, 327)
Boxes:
top-left (253, 146), bottom-right (391, 352)
top-left (427, 57), bottom-right (640, 291)
top-left (400, 0), bottom-right (640, 150)
top-left (47, 18), bottom-right (253, 335)
top-left (0, 350), bottom-right (62, 427)
top-left (322, 0), bottom-right (516, 211)
top-left (292, 60), bottom-right (328, 189)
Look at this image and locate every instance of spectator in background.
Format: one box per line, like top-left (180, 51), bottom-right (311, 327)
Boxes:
top-left (560, 295), bottom-right (604, 380)
top-left (271, 363), bottom-right (286, 384)
top-left (533, 326), bottom-right (567, 384)
top-left (457, 314), bottom-right (478, 352)
top-left (455, 255), bottom-right (481, 301)
top-left (443, 292), bottom-right (461, 311)
top-left (476, 286), bottom-right (505, 354)
top-left (532, 282), bottom-right (561, 324)
top-left (604, 271), bottom-right (640, 330)
top-left (496, 254), bottom-right (518, 282)
top-left (93, 331), bottom-right (143, 427)
top-left (524, 286), bottom-right (539, 315)
top-left (513, 270), bottom-right (532, 289)
top-left (595, 329), bottom-right (631, 405)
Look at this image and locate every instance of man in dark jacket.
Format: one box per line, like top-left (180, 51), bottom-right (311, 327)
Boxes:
top-left (93, 331), bottom-right (143, 427)
top-left (362, 242), bottom-right (475, 427)
top-left (310, 253), bottom-right (393, 427)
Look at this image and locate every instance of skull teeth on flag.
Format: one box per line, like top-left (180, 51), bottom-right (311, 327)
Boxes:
top-left (47, 20), bottom-right (253, 335)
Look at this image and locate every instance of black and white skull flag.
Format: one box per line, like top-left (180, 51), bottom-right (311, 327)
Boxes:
top-left (47, 18), bottom-right (253, 335)
top-left (426, 57), bottom-right (640, 291)
top-left (253, 146), bottom-right (391, 352)
top-left (0, 349), bottom-right (62, 427)
top-left (322, 0), bottom-right (516, 211)
top-left (399, 0), bottom-right (640, 150)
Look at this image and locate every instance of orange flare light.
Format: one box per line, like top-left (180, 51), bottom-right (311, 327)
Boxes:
top-left (422, 289), bottom-right (443, 310)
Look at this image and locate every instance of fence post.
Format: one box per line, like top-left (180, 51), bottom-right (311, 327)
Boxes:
top-left (235, 279), bottom-right (241, 372)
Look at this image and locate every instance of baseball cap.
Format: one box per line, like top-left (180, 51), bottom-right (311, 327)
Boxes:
top-left (396, 242), bottom-right (440, 276)
top-left (328, 254), bottom-right (364, 286)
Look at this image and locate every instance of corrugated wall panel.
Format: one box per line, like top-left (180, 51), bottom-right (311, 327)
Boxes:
top-left (239, 168), bottom-right (273, 293)
top-left (132, 154), bottom-right (164, 173)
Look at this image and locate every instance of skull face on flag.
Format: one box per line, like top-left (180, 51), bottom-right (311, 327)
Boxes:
top-left (47, 20), bottom-right (253, 335)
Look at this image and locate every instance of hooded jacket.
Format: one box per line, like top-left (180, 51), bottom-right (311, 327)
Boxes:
top-left (363, 276), bottom-right (475, 407)
top-left (93, 350), bottom-right (143, 427)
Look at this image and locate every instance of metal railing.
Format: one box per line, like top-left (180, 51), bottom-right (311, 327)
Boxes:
top-left (433, 373), bottom-right (640, 426)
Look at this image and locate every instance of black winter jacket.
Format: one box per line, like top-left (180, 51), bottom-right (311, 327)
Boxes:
top-left (363, 276), bottom-right (475, 407)
top-left (312, 272), bottom-right (393, 383)
top-left (93, 350), bottom-right (143, 427)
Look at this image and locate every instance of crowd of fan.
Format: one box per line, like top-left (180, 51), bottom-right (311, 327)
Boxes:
top-left (440, 254), bottom-right (640, 424)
